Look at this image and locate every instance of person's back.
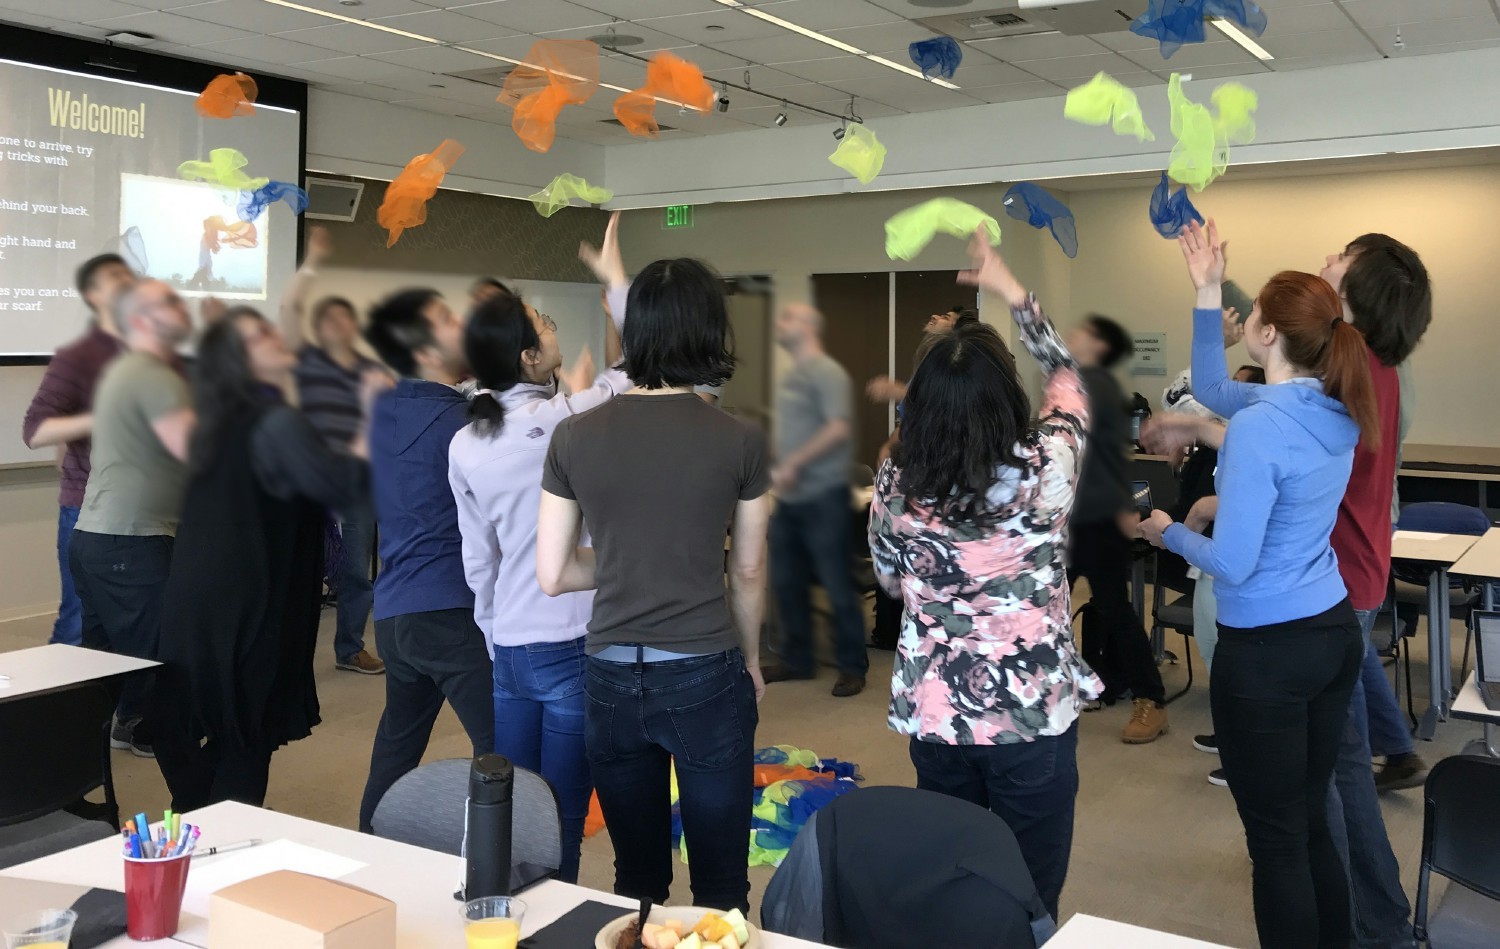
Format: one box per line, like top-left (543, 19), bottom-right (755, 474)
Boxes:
top-left (368, 379), bottom-right (473, 619)
top-left (775, 352), bottom-right (853, 504)
top-left (547, 394), bottom-right (765, 650)
top-left (78, 350), bottom-right (190, 538)
top-left (1073, 365), bottom-right (1129, 525)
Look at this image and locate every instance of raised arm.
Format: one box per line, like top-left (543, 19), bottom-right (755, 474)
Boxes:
top-left (279, 225), bottom-right (331, 345)
top-left (580, 211), bottom-right (627, 337)
top-left (1180, 221), bottom-right (1256, 419)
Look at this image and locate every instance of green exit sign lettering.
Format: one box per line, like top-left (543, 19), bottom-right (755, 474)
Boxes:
top-left (664, 204), bottom-right (695, 229)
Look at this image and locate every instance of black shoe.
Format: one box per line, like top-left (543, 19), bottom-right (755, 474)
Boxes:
top-left (1375, 753), bottom-right (1428, 792)
top-left (1208, 768), bottom-right (1228, 787)
top-left (869, 636), bottom-right (898, 651)
top-left (761, 663), bottom-right (815, 684)
top-left (1192, 734), bottom-right (1218, 755)
top-left (832, 674), bottom-right (866, 698)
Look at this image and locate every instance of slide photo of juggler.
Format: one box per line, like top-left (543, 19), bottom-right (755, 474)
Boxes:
top-left (118, 172), bottom-right (269, 300)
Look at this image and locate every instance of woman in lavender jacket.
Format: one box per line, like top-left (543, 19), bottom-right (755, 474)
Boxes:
top-left (447, 214), bottom-right (629, 882)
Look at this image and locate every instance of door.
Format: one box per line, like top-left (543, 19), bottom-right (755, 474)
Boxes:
top-left (811, 272), bottom-right (890, 471)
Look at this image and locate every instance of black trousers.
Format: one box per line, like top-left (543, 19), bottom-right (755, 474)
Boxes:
top-left (358, 608), bottom-right (495, 831)
top-left (1066, 519), bottom-right (1165, 705)
top-left (69, 531), bottom-right (173, 729)
top-left (1213, 601), bottom-right (1362, 949)
top-left (155, 733), bottom-right (273, 812)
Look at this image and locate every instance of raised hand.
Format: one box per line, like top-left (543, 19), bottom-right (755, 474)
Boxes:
top-left (1178, 219), bottom-right (1227, 290)
top-left (865, 375), bottom-right (906, 404)
top-left (1221, 307), bottom-right (1244, 349)
top-left (579, 210), bottom-right (626, 288)
top-left (561, 346), bottom-right (596, 395)
top-left (1140, 413), bottom-right (1203, 457)
top-left (957, 226), bottom-right (1027, 307)
top-left (305, 224), bottom-right (332, 266)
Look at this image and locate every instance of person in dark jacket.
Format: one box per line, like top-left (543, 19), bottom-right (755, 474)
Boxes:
top-left (357, 288), bottom-right (496, 833)
top-left (1065, 314), bottom-right (1169, 743)
top-left (151, 308), bottom-right (371, 810)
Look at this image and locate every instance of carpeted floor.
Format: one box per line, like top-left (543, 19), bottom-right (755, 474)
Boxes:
top-left (1, 593), bottom-right (1483, 948)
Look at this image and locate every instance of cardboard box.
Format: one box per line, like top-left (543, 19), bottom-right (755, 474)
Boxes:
top-left (209, 870), bottom-right (395, 949)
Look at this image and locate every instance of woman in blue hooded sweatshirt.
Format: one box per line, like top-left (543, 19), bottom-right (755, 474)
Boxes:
top-left (1140, 220), bottom-right (1377, 949)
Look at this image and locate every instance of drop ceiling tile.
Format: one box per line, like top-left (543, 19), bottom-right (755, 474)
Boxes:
top-left (534, 22), bottom-right (691, 52)
top-left (573, 0), bottom-right (720, 17)
top-left (171, 0), bottom-right (334, 34)
top-left (1268, 51), bottom-right (1385, 71)
top-left (1261, 28), bottom-right (1380, 59)
top-left (1397, 15), bottom-right (1500, 46)
top-left (703, 32), bottom-right (849, 64)
top-left (1260, 3), bottom-right (1352, 36)
top-left (292, 0), bottom-right (433, 15)
top-left (1, 0), bottom-right (147, 20)
top-left (315, 81), bottom-right (405, 102)
top-left (751, 0), bottom-right (907, 31)
top-left (927, 58), bottom-right (1036, 87)
top-left (1078, 70), bottom-right (1161, 88)
top-left (1021, 52), bottom-right (1139, 82)
top-left (825, 21), bottom-right (940, 53)
top-left (963, 81), bottom-right (1064, 104)
top-left (386, 95), bottom-right (477, 116)
top-left (1338, 0), bottom-right (1493, 30)
top-left (662, 45), bottom-right (761, 70)
top-left (366, 44), bottom-right (502, 73)
top-left (290, 54), bottom-right (439, 82)
top-left (776, 55), bottom-right (907, 83)
top-left (192, 33), bottom-right (336, 65)
top-left (1119, 40), bottom-right (1256, 70)
top-left (644, 8), bottom-right (790, 43)
top-left (370, 10), bottom-right (521, 43)
top-left (454, 34), bottom-right (539, 60)
top-left (424, 76), bottom-right (510, 107)
top-left (1152, 63), bottom-right (1267, 82)
top-left (452, 0), bottom-right (615, 33)
top-left (82, 10), bottom-right (254, 45)
top-left (970, 32), bottom-right (1107, 63)
top-left (1091, 29), bottom-right (1169, 53)
top-left (0, 10), bottom-right (104, 36)
top-left (826, 75), bottom-right (977, 108)
top-left (1395, 38), bottom-right (1500, 54)
top-left (275, 23), bottom-right (428, 55)
top-left (702, 63), bottom-right (811, 89)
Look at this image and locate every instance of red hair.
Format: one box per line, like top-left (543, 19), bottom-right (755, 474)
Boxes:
top-left (1257, 271), bottom-right (1379, 447)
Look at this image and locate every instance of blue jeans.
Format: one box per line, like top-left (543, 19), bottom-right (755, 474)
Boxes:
top-left (771, 486), bottom-right (869, 678)
top-left (51, 505), bottom-right (83, 645)
top-left (1193, 575), bottom-right (1218, 671)
top-left (584, 648), bottom-right (758, 912)
top-left (492, 637), bottom-right (590, 884)
top-left (1360, 614), bottom-right (1414, 759)
top-left (334, 510), bottom-right (375, 662)
top-left (1326, 608), bottom-right (1415, 949)
top-left (908, 725), bottom-right (1079, 923)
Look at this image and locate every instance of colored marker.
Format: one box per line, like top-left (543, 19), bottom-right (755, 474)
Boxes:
top-left (134, 813), bottom-right (149, 840)
top-left (127, 833), bottom-right (142, 859)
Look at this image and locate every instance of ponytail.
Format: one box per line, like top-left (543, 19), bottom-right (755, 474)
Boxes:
top-left (469, 391), bottom-right (506, 438)
top-left (1323, 320), bottom-right (1380, 449)
top-left (1257, 271), bottom-right (1380, 448)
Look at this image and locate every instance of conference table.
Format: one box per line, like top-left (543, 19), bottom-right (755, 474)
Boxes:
top-left (1390, 530), bottom-right (1480, 739)
top-left (0, 643), bottom-right (158, 704)
top-left (0, 801), bottom-right (826, 948)
top-left (1449, 673), bottom-right (1500, 758)
top-left (1048, 913), bottom-right (1231, 948)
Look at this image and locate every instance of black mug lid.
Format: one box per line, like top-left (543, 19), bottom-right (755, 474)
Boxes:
top-left (469, 754), bottom-right (514, 805)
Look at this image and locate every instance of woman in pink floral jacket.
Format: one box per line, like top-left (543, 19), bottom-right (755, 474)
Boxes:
top-left (868, 229), bottom-right (1102, 921)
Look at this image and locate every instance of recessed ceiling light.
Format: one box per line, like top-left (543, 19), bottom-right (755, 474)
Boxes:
top-left (338, 0), bottom-right (362, 6)
top-left (590, 30), bottom-right (645, 48)
top-left (705, 24), bottom-right (726, 31)
top-left (429, 83), bottom-right (445, 88)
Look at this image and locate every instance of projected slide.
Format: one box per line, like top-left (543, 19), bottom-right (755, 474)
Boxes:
top-left (0, 59), bottom-right (300, 355)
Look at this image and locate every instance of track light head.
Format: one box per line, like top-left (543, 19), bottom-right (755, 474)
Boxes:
top-left (774, 111), bottom-right (788, 126)
top-left (716, 82), bottom-right (730, 113)
top-left (833, 124), bottom-right (846, 140)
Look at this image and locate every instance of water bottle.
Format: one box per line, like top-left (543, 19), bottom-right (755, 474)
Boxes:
top-left (464, 754), bottom-right (514, 899)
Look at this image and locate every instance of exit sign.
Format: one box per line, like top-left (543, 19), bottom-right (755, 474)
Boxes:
top-left (664, 204), bottom-right (694, 229)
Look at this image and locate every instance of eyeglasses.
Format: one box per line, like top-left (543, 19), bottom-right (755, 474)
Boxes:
top-left (537, 312), bottom-right (557, 333)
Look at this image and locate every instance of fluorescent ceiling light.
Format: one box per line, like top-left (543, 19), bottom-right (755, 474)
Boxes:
top-left (1210, 18), bottom-right (1274, 61)
top-left (710, 0), bottom-right (961, 90)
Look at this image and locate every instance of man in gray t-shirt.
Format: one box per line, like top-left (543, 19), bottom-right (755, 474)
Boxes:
top-left (763, 303), bottom-right (869, 696)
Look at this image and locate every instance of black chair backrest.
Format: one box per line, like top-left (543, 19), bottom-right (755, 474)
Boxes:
top-left (1415, 754), bottom-right (1500, 936)
top-left (0, 682), bottom-right (115, 827)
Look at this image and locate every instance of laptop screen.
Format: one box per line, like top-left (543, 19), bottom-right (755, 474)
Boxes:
top-left (1131, 481), bottom-right (1153, 514)
top-left (1480, 612), bottom-right (1500, 684)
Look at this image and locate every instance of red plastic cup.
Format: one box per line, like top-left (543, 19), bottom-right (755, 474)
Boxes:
top-left (123, 852), bottom-right (192, 941)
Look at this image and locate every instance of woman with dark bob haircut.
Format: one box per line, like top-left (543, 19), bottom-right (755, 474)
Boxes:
top-left (535, 244), bottom-right (770, 913)
top-left (869, 229), bottom-right (1101, 922)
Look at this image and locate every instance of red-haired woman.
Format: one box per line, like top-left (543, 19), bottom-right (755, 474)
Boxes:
top-left (1140, 221), bottom-right (1376, 949)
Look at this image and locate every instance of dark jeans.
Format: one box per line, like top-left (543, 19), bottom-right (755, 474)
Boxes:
top-left (871, 586), bottom-right (902, 648)
top-left (493, 637), bottom-right (590, 884)
top-left (1360, 618), bottom-right (1414, 760)
top-left (334, 510), bottom-right (375, 662)
top-left (771, 486), bottom-right (870, 678)
top-left (584, 648), bottom-right (758, 913)
top-left (1067, 519), bottom-right (1165, 705)
top-left (51, 505), bottom-right (83, 646)
top-left (1327, 609), bottom-right (1415, 949)
top-left (1212, 602), bottom-right (1363, 949)
top-left (908, 725), bottom-right (1079, 923)
top-left (358, 608), bottom-right (495, 832)
top-left (69, 530), bottom-right (172, 727)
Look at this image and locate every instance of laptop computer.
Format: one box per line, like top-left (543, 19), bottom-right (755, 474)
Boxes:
top-left (1475, 609), bottom-right (1500, 711)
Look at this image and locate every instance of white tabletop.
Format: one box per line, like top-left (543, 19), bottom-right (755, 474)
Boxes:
top-left (1450, 672), bottom-right (1500, 724)
top-left (1050, 914), bottom-right (1232, 948)
top-left (0, 644), bottom-right (158, 703)
top-left (1390, 530), bottom-right (1481, 566)
top-left (0, 801), bottom-right (823, 948)
top-left (1450, 527), bottom-right (1500, 580)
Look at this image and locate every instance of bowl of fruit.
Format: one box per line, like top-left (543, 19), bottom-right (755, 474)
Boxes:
top-left (597, 906), bottom-right (758, 949)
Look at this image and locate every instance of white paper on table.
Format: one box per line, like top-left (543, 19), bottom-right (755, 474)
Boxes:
top-left (1393, 530), bottom-right (1458, 542)
top-left (180, 839), bottom-right (366, 918)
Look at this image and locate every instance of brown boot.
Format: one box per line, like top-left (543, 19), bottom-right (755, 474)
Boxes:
top-left (1122, 698), bottom-right (1168, 743)
top-left (336, 649), bottom-right (386, 675)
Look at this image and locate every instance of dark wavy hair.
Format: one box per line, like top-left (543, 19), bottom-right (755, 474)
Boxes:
top-left (623, 258), bottom-right (735, 388)
top-left (1343, 233), bottom-right (1432, 367)
top-left (365, 288), bottom-right (441, 377)
top-left (465, 293), bottom-right (539, 439)
top-left (894, 321), bottom-right (1031, 523)
top-left (189, 309), bottom-right (267, 474)
top-left (1085, 314), bottom-right (1133, 369)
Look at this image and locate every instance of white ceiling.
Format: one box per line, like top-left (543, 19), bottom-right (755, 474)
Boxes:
top-left (3, 0), bottom-right (1498, 146)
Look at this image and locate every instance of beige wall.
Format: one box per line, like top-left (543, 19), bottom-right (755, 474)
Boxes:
top-left (1067, 165), bottom-right (1500, 446)
top-left (0, 468), bottom-right (65, 624)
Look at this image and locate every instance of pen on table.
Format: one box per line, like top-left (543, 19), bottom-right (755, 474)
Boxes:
top-left (172, 824), bottom-right (198, 857)
top-left (197, 838), bottom-right (262, 858)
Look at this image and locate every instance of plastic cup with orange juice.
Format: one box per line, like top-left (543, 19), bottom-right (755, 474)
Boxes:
top-left (2, 908), bottom-right (77, 949)
top-left (463, 896), bottom-right (525, 949)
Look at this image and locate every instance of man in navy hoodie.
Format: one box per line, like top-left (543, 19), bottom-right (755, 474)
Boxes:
top-left (357, 288), bottom-right (494, 832)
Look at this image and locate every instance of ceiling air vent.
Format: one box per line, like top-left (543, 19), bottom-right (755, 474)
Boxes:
top-left (600, 118), bottom-right (676, 132)
top-left (961, 13), bottom-right (1029, 32)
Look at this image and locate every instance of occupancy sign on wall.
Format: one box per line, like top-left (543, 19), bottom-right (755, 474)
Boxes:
top-left (1130, 331), bottom-right (1167, 375)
